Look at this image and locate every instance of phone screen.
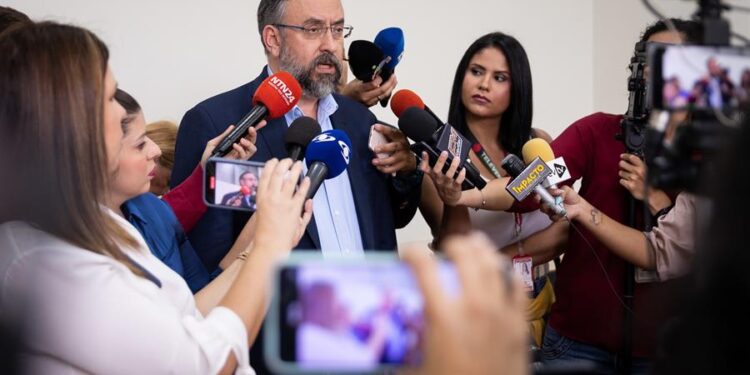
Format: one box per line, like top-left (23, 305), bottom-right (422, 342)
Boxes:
top-left (650, 44), bottom-right (750, 111)
top-left (266, 256), bottom-right (459, 373)
top-left (203, 157), bottom-right (264, 212)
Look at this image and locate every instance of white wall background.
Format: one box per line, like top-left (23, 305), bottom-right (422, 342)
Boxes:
top-left (8, 0), bottom-right (749, 246)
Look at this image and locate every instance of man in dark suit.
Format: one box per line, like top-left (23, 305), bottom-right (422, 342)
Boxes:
top-left (171, 0), bottom-right (421, 273)
top-left (220, 171), bottom-right (258, 210)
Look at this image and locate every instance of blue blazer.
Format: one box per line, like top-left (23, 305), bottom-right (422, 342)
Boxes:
top-left (172, 67), bottom-right (420, 271)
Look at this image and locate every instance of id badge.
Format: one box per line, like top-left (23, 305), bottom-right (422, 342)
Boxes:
top-left (512, 255), bottom-right (534, 292)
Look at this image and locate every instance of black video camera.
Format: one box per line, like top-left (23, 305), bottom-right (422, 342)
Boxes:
top-left (642, 1), bottom-right (750, 193)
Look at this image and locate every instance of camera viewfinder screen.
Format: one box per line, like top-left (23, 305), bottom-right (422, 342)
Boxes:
top-left (661, 45), bottom-right (750, 110)
top-left (212, 160), bottom-right (262, 211)
top-left (277, 261), bottom-right (459, 371)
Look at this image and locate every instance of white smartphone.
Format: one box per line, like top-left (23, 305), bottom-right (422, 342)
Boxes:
top-left (368, 124), bottom-right (392, 159)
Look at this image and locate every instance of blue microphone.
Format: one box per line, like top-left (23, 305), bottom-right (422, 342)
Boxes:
top-left (304, 129), bottom-right (352, 199)
top-left (373, 27), bottom-right (404, 107)
top-left (373, 27), bottom-right (404, 81)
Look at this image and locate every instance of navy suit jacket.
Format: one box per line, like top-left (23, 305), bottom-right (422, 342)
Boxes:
top-left (172, 67), bottom-right (420, 271)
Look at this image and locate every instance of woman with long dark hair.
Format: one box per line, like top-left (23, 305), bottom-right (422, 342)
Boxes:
top-left (421, 32), bottom-right (552, 255)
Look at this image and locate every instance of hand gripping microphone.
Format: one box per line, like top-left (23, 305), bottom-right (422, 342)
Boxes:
top-left (397, 107), bottom-right (486, 190)
top-left (304, 129), bottom-right (353, 199)
top-left (212, 71), bottom-right (301, 157)
top-left (284, 116), bottom-right (322, 161)
top-left (501, 154), bottom-right (566, 217)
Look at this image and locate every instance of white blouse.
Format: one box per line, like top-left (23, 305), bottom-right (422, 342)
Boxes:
top-left (0, 210), bottom-right (254, 374)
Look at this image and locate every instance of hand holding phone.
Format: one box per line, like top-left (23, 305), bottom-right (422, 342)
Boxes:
top-left (264, 232), bottom-right (525, 375)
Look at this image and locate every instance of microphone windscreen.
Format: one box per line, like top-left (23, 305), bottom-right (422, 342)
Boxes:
top-left (501, 154), bottom-right (527, 178)
top-left (285, 116), bottom-right (322, 148)
top-left (304, 129), bottom-right (352, 179)
top-left (522, 138), bottom-right (555, 164)
top-left (398, 107), bottom-right (439, 143)
top-left (390, 89), bottom-right (425, 118)
top-left (373, 27), bottom-right (404, 72)
top-left (240, 186), bottom-right (251, 196)
top-left (252, 71), bottom-right (302, 118)
top-left (348, 40), bottom-right (384, 82)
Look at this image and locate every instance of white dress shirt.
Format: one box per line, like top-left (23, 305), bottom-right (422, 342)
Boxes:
top-left (0, 209), bottom-right (254, 374)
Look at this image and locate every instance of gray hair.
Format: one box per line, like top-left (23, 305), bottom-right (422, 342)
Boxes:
top-left (257, 0), bottom-right (288, 51)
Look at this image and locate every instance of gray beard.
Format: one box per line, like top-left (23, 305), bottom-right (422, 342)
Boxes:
top-left (279, 46), bottom-right (342, 99)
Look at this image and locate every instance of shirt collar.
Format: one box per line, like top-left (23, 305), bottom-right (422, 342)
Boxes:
top-left (121, 198), bottom-right (148, 226)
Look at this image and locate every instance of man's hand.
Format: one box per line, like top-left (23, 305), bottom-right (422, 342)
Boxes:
top-left (370, 124), bottom-right (417, 175)
top-left (227, 194), bottom-right (243, 207)
top-left (340, 74), bottom-right (398, 107)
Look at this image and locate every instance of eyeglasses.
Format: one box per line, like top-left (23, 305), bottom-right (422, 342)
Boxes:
top-left (273, 23), bottom-right (354, 39)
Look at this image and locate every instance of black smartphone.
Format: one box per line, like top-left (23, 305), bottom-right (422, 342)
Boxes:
top-left (203, 157), bottom-right (264, 212)
top-left (649, 44), bottom-right (750, 111)
top-left (410, 142), bottom-right (477, 191)
top-left (264, 254), bottom-right (460, 374)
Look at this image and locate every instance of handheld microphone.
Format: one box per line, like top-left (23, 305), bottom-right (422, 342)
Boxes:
top-left (284, 116), bottom-right (322, 161)
top-left (304, 129), bottom-right (352, 199)
top-left (501, 154), bottom-right (566, 217)
top-left (521, 138), bottom-right (571, 189)
top-left (348, 40), bottom-right (385, 83)
top-left (212, 71), bottom-right (301, 157)
top-left (240, 186), bottom-right (251, 196)
top-left (398, 107), bottom-right (486, 190)
top-left (373, 27), bottom-right (404, 107)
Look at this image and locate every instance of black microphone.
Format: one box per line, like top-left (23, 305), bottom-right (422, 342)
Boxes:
top-left (348, 40), bottom-right (385, 83)
top-left (398, 107), bottom-right (486, 190)
top-left (212, 71), bottom-right (301, 157)
top-left (284, 117), bottom-right (322, 161)
top-left (501, 154), bottom-right (566, 217)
